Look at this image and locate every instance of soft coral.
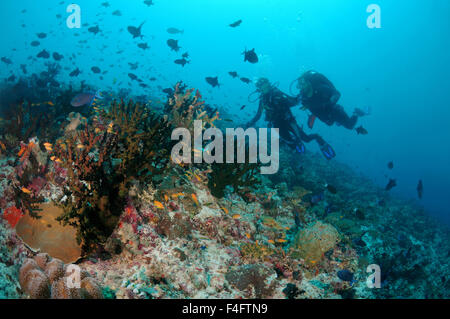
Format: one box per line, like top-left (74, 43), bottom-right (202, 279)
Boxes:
top-left (2, 206), bottom-right (23, 228)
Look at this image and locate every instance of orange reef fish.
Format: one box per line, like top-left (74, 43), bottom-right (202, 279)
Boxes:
top-left (232, 214), bottom-right (241, 219)
top-left (21, 187), bottom-right (32, 194)
top-left (191, 194), bottom-right (200, 206)
top-left (154, 201), bottom-right (164, 209)
top-left (43, 142), bottom-right (53, 151)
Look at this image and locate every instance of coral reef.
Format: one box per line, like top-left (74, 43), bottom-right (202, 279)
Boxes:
top-left (51, 99), bottom-right (173, 253)
top-left (0, 78), bottom-right (449, 300)
top-left (290, 221), bottom-right (341, 267)
top-left (19, 253), bottom-right (103, 299)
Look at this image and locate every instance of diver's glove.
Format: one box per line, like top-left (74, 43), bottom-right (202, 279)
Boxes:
top-left (320, 143), bottom-right (336, 160)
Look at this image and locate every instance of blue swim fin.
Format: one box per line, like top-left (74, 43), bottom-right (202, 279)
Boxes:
top-left (320, 143), bottom-right (336, 160)
top-left (295, 143), bottom-right (306, 154)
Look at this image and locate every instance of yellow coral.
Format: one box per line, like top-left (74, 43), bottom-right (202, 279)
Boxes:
top-left (290, 221), bottom-right (340, 267)
top-left (240, 242), bottom-right (274, 262)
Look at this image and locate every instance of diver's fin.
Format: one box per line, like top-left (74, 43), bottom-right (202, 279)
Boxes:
top-left (320, 143), bottom-right (336, 160)
top-left (295, 143), bottom-right (306, 154)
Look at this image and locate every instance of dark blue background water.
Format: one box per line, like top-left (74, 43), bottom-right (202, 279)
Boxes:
top-left (1, 0), bottom-right (449, 224)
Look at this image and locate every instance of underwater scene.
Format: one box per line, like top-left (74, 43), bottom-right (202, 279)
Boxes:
top-left (0, 0), bottom-right (449, 301)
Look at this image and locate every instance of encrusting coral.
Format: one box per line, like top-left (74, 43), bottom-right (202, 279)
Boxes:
top-left (290, 221), bottom-right (340, 267)
top-left (19, 253), bottom-right (103, 299)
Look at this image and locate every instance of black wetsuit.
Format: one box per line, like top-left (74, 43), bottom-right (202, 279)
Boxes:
top-left (300, 71), bottom-right (358, 130)
top-left (246, 87), bottom-right (326, 148)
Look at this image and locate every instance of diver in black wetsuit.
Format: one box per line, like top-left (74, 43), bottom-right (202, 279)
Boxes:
top-left (245, 77), bottom-right (336, 160)
top-left (297, 70), bottom-right (367, 130)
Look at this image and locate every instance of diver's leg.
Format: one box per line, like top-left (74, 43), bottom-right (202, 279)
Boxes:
top-left (298, 129), bottom-right (336, 160)
top-left (279, 117), bottom-right (306, 153)
top-left (331, 104), bottom-right (358, 129)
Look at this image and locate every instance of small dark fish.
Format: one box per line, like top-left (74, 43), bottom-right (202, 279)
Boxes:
top-left (242, 48), bottom-right (258, 63)
top-left (128, 22), bottom-right (145, 39)
top-left (149, 77), bottom-right (157, 81)
top-left (205, 76), bottom-right (220, 88)
top-left (88, 25), bottom-right (101, 35)
top-left (31, 40), bottom-right (40, 47)
top-left (337, 269), bottom-right (354, 283)
top-left (167, 27), bottom-right (184, 34)
top-left (294, 210), bottom-right (301, 228)
top-left (310, 192), bottom-right (324, 205)
top-left (69, 67), bottom-right (81, 77)
top-left (352, 237), bottom-right (366, 247)
top-left (417, 180), bottom-right (423, 199)
top-left (385, 178), bottom-right (397, 191)
top-left (174, 58), bottom-right (189, 67)
top-left (356, 125), bottom-right (368, 135)
top-left (71, 91), bottom-right (99, 107)
top-left (162, 88), bottom-right (174, 95)
top-left (229, 19), bottom-right (242, 28)
top-left (240, 105), bottom-right (246, 110)
top-left (182, 52), bottom-right (189, 59)
top-left (137, 42), bottom-right (150, 50)
top-left (128, 62), bottom-right (139, 70)
top-left (101, 2), bottom-right (110, 7)
top-left (128, 73), bottom-right (138, 81)
top-left (112, 10), bottom-right (122, 16)
top-left (36, 32), bottom-right (47, 39)
top-left (36, 49), bottom-right (50, 59)
top-left (139, 83), bottom-right (149, 88)
top-left (240, 77), bottom-right (251, 84)
top-left (52, 52), bottom-right (64, 61)
top-left (325, 184), bottom-right (337, 194)
top-left (91, 66), bottom-right (101, 74)
top-left (167, 39), bottom-right (181, 52)
top-left (325, 204), bottom-right (337, 215)
top-left (7, 74), bottom-right (16, 82)
top-left (387, 161), bottom-right (394, 170)
top-left (20, 64), bottom-right (27, 74)
top-left (354, 208), bottom-right (365, 220)
top-left (228, 71), bottom-right (238, 78)
top-left (1, 57), bottom-right (12, 65)
top-left (144, 0), bottom-right (154, 6)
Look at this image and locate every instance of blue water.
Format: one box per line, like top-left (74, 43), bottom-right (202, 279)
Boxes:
top-left (1, 0), bottom-right (449, 224)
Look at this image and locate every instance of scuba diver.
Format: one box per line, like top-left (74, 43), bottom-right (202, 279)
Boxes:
top-left (295, 70), bottom-right (368, 130)
top-left (245, 77), bottom-right (336, 160)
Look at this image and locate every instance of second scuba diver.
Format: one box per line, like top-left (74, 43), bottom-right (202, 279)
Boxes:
top-left (245, 77), bottom-right (336, 160)
top-left (296, 70), bottom-right (368, 130)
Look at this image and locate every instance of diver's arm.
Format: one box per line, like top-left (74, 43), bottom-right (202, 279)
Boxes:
top-left (286, 94), bottom-right (301, 108)
top-left (245, 100), bottom-right (264, 128)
